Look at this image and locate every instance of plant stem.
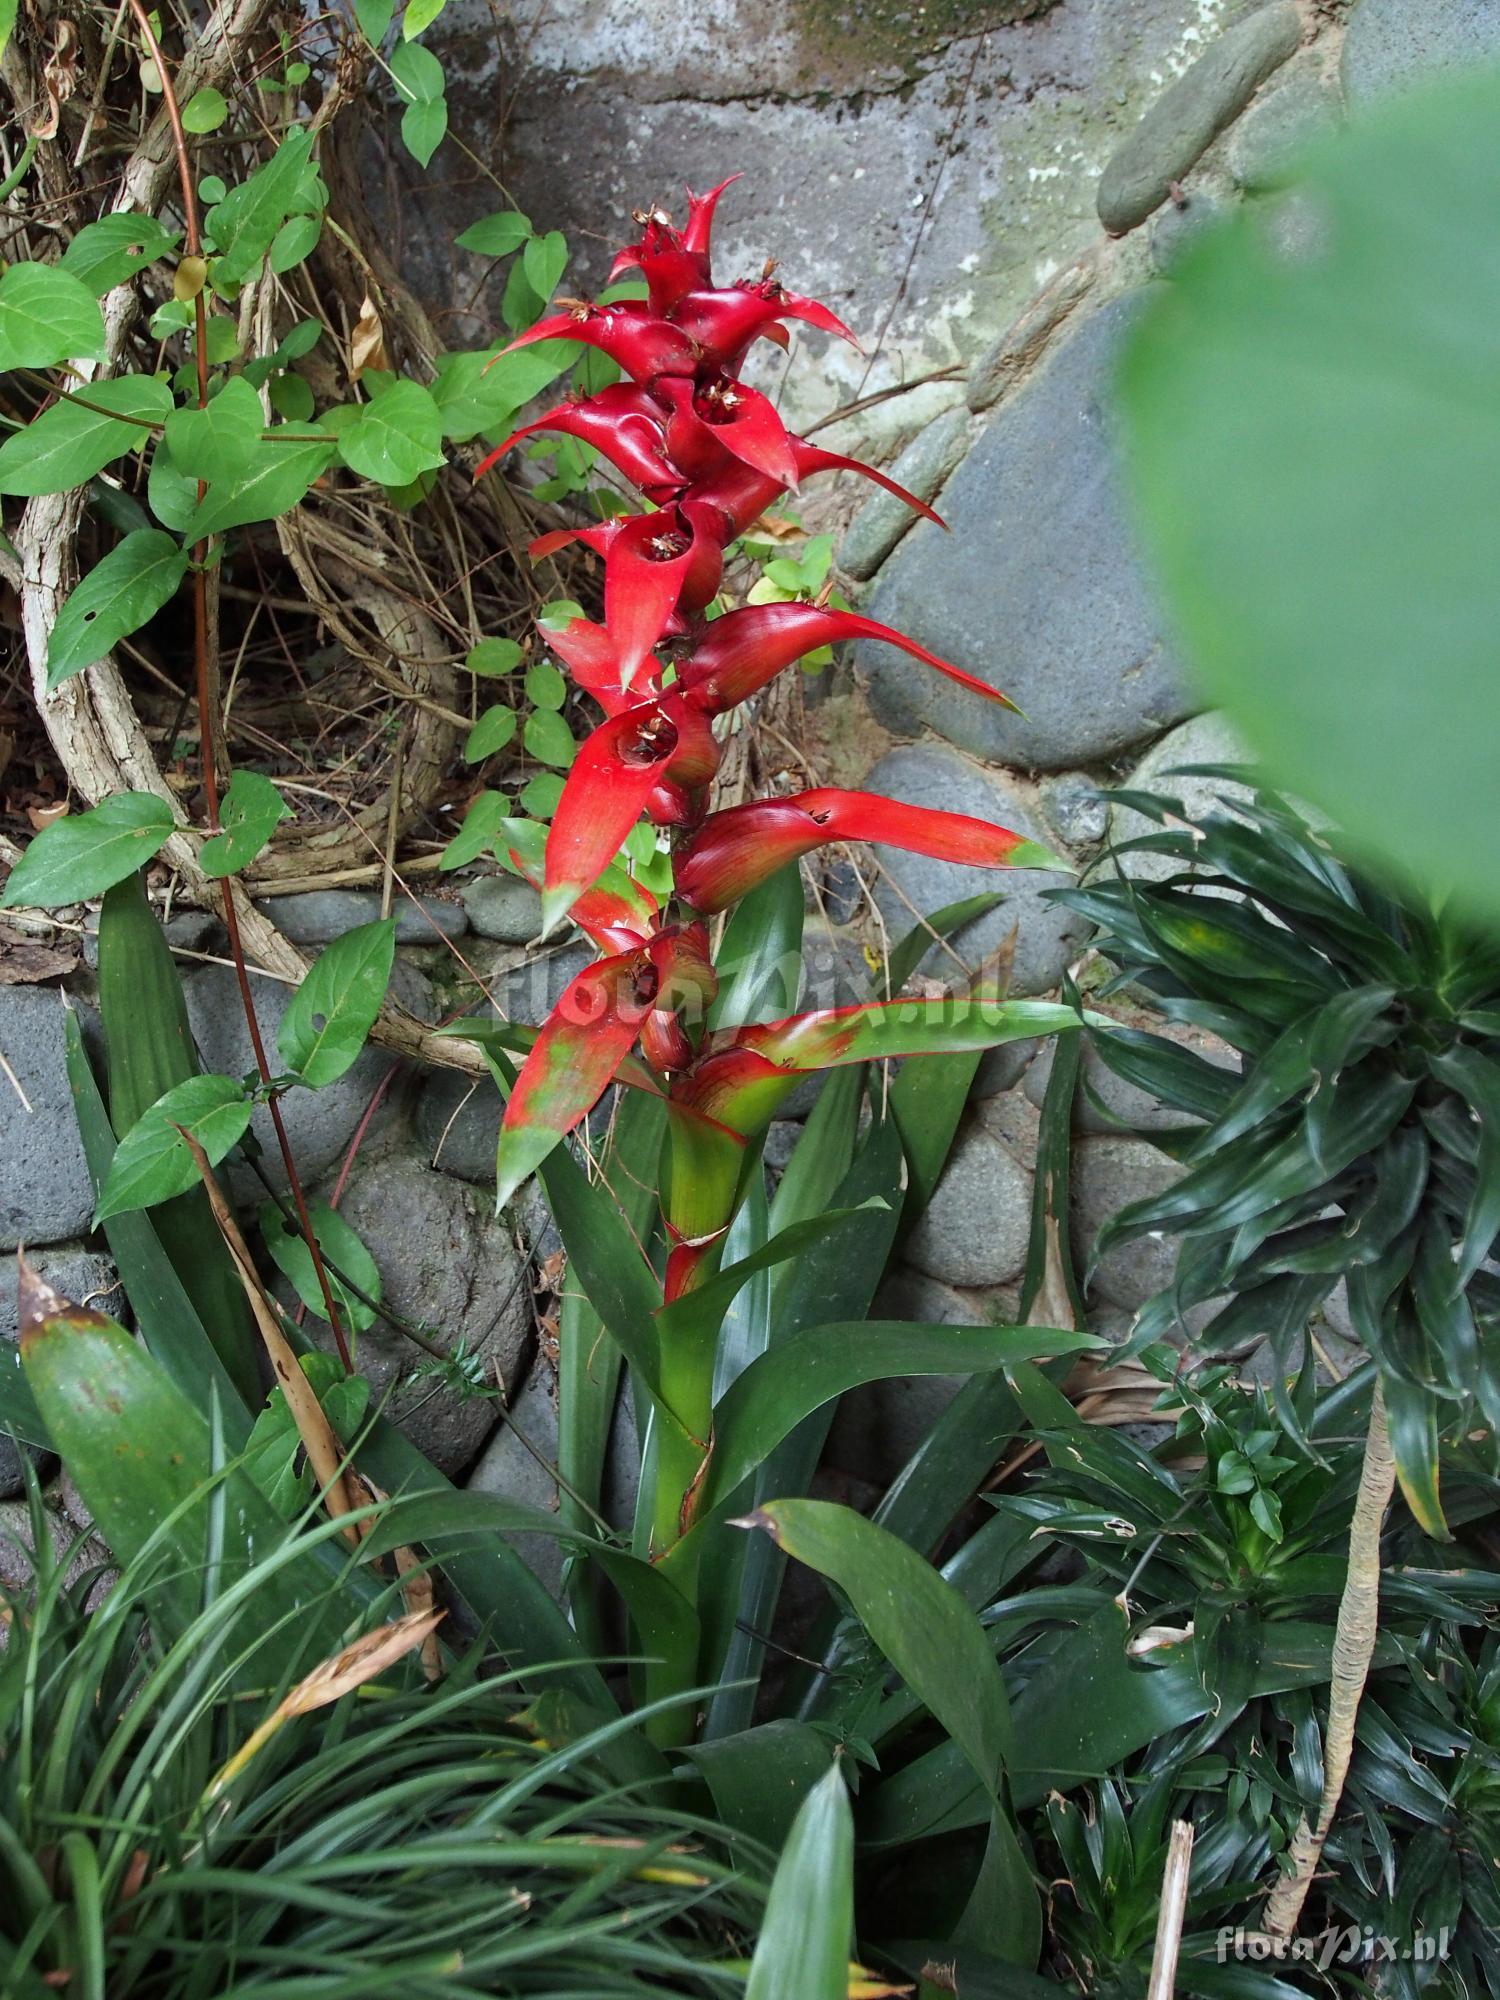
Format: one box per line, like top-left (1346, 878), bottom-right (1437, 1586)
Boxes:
top-left (1262, 1379), bottom-right (1394, 1940)
top-left (121, 0), bottom-right (354, 1370)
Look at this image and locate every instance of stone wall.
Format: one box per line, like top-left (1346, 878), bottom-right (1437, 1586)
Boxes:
top-left (5, 0), bottom-right (1494, 1533)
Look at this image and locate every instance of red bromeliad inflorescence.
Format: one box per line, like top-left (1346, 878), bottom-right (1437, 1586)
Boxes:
top-left (477, 177), bottom-right (1067, 1305)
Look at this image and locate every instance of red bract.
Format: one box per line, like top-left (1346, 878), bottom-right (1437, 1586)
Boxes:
top-left (542, 696), bottom-right (717, 933)
top-left (608, 175), bottom-right (740, 311)
top-left (495, 922), bottom-right (718, 1210)
top-left (677, 601), bottom-right (1019, 714)
top-left (475, 387), bottom-right (681, 499)
top-left (478, 175), bottom-right (1070, 1313)
top-left (655, 375), bottom-right (799, 487)
top-left (676, 788), bottom-right (1064, 914)
top-left (493, 303), bottom-right (700, 387)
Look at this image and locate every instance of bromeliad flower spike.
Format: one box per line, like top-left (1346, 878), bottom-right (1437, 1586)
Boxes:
top-left (471, 176), bottom-right (1083, 1556)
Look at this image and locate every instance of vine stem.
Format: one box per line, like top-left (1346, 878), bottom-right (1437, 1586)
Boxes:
top-left (1261, 1380), bottom-right (1394, 1940)
top-left (122, 0), bottom-right (353, 1370)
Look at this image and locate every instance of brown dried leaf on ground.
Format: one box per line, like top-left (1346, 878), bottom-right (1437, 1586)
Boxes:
top-left (0, 928), bottom-right (77, 983)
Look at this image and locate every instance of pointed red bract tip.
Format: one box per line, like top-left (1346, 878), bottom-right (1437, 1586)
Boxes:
top-left (681, 173), bottom-right (742, 264)
top-left (488, 305), bottom-right (700, 388)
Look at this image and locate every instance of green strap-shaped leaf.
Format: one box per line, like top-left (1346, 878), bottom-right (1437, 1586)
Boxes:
top-left (736, 995), bottom-right (1084, 1071)
top-left (863, 1612), bottom-right (1349, 1846)
top-left (744, 1761), bottom-right (853, 2000)
top-left (1, 792), bottom-right (175, 909)
top-left (707, 860), bottom-right (804, 1031)
top-left (65, 1005), bottom-right (255, 1427)
top-left (1428, 1044), bottom-right (1500, 1291)
top-left (20, 1283), bottom-right (357, 1667)
top-left (744, 1497), bottom-right (1040, 1964)
top-left (96, 871), bottom-right (261, 1402)
top-left (707, 1321), bottom-right (1096, 1509)
top-left (277, 918), bottom-right (395, 1087)
top-left (700, 1117), bottom-right (902, 1739)
top-left (683, 1719), bottom-right (834, 1852)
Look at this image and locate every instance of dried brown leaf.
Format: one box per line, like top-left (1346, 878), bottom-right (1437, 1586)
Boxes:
top-left (176, 1127), bottom-right (363, 1540)
top-left (281, 1606), bottom-right (445, 1716)
top-left (0, 931), bottom-right (77, 984)
top-left (350, 293), bottom-right (389, 380)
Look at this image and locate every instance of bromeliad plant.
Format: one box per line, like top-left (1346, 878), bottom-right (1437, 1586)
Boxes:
top-left (457, 176), bottom-right (1080, 1574)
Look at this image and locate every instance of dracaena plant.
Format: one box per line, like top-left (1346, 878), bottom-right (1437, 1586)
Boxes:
top-left (1058, 781), bottom-right (1500, 1536)
top-left (1056, 778), bottom-right (1500, 1947)
top-left (454, 175), bottom-right (1081, 1586)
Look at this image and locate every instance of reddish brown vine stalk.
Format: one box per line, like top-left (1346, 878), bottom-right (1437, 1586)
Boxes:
top-left (124, 0), bottom-right (353, 1369)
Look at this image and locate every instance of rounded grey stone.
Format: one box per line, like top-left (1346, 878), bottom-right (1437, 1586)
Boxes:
top-left (859, 299), bottom-right (1193, 772)
top-left (837, 406), bottom-right (971, 583)
top-left (1341, 0), bottom-right (1500, 107)
top-left (973, 1034), bottom-right (1040, 1102)
top-left (164, 909), bottom-right (226, 954)
top-left (0, 989), bottom-right (96, 1252)
top-left (1040, 772), bottom-right (1109, 852)
top-left (1072, 1134), bottom-right (1186, 1313)
top-left (185, 963), bottom-right (407, 1198)
top-left (967, 257), bottom-right (1098, 415)
top-left (1096, 2), bottom-right (1302, 233)
top-left (1109, 711), bottom-right (1257, 883)
top-left (1228, 69), bottom-right (1339, 189)
top-left (460, 873), bottom-right (544, 943)
top-left (905, 1111), bottom-right (1033, 1290)
top-left (259, 889), bottom-right (468, 945)
top-left (861, 745), bottom-right (1089, 997)
top-left (1148, 190), bottom-right (1224, 275)
top-left (306, 1155), bottom-right (532, 1476)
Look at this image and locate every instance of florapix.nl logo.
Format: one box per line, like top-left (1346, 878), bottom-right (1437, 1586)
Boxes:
top-left (1216, 1925), bottom-right (1452, 1972)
